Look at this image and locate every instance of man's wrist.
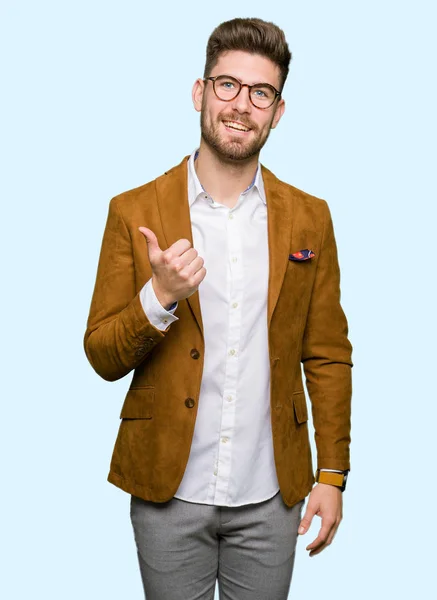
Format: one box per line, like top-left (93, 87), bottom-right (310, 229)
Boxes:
top-left (315, 469), bottom-right (349, 492)
top-left (139, 279), bottom-right (179, 331)
top-left (152, 281), bottom-right (175, 311)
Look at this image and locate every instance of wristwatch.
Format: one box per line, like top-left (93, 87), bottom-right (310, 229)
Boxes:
top-left (315, 469), bottom-right (349, 492)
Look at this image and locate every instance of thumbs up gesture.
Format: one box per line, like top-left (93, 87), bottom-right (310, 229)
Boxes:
top-left (138, 227), bottom-right (206, 309)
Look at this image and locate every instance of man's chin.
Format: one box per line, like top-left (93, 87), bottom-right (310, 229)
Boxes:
top-left (200, 128), bottom-right (263, 161)
top-left (213, 139), bottom-right (259, 162)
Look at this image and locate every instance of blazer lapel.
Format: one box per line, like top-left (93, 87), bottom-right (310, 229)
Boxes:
top-left (155, 156), bottom-right (204, 336)
top-left (155, 157), bottom-right (296, 337)
top-left (262, 165), bottom-right (294, 329)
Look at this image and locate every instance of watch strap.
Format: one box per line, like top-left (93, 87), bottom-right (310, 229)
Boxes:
top-left (315, 468), bottom-right (348, 491)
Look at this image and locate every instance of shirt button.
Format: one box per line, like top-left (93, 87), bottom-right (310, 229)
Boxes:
top-left (229, 349), bottom-right (236, 356)
top-left (163, 319), bottom-right (168, 324)
top-left (228, 213), bottom-right (234, 220)
top-left (221, 437), bottom-right (228, 443)
top-left (232, 302), bottom-right (238, 308)
top-left (227, 395), bottom-right (233, 402)
top-left (232, 257), bottom-right (238, 263)
top-left (214, 470), bottom-right (218, 476)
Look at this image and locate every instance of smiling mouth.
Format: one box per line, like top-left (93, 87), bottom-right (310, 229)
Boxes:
top-left (222, 120), bottom-right (252, 133)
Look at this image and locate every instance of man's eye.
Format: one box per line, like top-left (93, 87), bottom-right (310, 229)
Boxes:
top-left (222, 81), bottom-right (235, 89)
top-left (254, 89), bottom-right (267, 97)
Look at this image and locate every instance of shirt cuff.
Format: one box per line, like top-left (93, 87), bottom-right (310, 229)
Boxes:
top-left (319, 468), bottom-right (345, 473)
top-left (140, 278), bottom-right (179, 331)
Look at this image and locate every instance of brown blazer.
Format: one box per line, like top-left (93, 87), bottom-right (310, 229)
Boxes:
top-left (83, 156), bottom-right (353, 508)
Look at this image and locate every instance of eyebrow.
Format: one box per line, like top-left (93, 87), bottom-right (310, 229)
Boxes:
top-left (217, 73), bottom-right (277, 87)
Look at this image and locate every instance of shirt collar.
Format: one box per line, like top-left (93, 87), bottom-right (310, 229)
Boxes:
top-left (187, 148), bottom-right (266, 207)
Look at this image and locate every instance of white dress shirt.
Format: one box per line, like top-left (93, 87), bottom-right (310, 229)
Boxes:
top-left (139, 148), bottom-right (279, 507)
top-left (139, 150), bottom-right (341, 506)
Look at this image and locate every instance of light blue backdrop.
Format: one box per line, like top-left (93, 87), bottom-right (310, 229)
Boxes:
top-left (1, 0), bottom-right (435, 598)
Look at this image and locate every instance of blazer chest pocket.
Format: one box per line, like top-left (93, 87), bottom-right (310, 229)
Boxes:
top-left (285, 239), bottom-right (318, 292)
top-left (119, 386), bottom-right (155, 419)
top-left (292, 391), bottom-right (308, 424)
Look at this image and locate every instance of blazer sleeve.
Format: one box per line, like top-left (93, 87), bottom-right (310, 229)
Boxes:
top-left (301, 199), bottom-right (353, 472)
top-left (83, 196), bottom-right (168, 382)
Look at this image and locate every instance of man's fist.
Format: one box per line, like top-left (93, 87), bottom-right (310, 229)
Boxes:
top-left (139, 227), bottom-right (206, 309)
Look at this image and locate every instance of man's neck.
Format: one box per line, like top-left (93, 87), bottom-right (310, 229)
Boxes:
top-left (194, 142), bottom-right (259, 208)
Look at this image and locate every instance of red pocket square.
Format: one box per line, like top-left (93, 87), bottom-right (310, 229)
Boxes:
top-left (288, 249), bottom-right (315, 261)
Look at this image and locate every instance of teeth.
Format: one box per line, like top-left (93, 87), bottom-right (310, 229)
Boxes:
top-left (224, 121), bottom-right (250, 132)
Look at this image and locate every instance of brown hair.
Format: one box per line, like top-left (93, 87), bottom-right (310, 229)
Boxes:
top-left (203, 18), bottom-right (292, 91)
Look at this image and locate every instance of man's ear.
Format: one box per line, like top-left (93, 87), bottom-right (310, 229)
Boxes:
top-left (271, 98), bottom-right (286, 129)
top-left (192, 78), bottom-right (205, 112)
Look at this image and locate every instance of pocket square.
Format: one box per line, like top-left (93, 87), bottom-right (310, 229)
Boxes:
top-left (289, 249), bottom-right (315, 261)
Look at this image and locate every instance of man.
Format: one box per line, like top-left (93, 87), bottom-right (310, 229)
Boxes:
top-left (84, 17), bottom-right (353, 600)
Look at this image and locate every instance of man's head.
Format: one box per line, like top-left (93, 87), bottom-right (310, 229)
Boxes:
top-left (192, 18), bottom-right (292, 162)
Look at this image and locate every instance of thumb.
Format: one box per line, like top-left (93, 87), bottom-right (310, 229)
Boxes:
top-left (138, 227), bottom-right (161, 260)
top-left (298, 506), bottom-right (315, 535)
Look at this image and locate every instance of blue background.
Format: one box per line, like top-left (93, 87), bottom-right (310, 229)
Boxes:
top-left (1, 0), bottom-right (435, 597)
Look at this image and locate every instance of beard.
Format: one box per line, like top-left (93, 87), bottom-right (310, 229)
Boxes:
top-left (200, 103), bottom-right (274, 161)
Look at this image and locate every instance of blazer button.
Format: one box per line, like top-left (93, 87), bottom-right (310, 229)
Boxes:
top-left (190, 349), bottom-right (200, 359)
top-left (185, 397), bottom-right (195, 408)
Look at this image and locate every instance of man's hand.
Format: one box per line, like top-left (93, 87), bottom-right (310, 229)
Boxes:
top-left (298, 483), bottom-right (343, 557)
top-left (138, 227), bottom-right (206, 309)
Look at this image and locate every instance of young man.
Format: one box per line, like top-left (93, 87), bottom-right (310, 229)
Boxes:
top-left (84, 17), bottom-right (353, 600)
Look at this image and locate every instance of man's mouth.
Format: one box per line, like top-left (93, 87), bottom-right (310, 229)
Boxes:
top-left (222, 120), bottom-right (252, 133)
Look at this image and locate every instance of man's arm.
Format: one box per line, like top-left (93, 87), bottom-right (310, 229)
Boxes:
top-left (299, 199), bottom-right (353, 556)
top-left (301, 199), bottom-right (353, 471)
top-left (83, 197), bottom-right (170, 382)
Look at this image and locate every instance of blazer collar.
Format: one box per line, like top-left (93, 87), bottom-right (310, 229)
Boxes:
top-left (187, 149), bottom-right (266, 207)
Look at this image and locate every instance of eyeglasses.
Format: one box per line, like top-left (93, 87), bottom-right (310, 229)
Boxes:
top-left (204, 75), bottom-right (281, 109)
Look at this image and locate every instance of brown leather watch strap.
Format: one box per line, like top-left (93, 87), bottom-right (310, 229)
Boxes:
top-left (315, 469), bottom-right (349, 491)
top-left (317, 470), bottom-right (345, 487)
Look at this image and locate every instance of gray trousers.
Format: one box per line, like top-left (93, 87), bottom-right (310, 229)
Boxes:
top-left (130, 491), bottom-right (305, 600)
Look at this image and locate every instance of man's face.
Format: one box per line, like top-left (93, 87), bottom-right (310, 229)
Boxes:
top-left (193, 50), bottom-right (286, 161)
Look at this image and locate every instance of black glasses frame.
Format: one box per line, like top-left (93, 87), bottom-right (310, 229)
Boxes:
top-left (204, 75), bottom-right (282, 109)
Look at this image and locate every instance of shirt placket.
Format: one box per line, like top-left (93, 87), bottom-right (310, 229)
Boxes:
top-left (213, 204), bottom-right (244, 504)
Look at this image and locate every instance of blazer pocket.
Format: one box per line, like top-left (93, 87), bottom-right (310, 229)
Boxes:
top-left (286, 244), bottom-right (317, 281)
top-left (292, 391), bottom-right (308, 424)
top-left (119, 386), bottom-right (155, 419)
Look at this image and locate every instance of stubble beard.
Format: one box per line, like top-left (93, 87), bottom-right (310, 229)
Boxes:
top-left (200, 106), bottom-right (274, 162)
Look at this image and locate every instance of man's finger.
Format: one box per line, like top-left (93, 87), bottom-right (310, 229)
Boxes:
top-left (324, 522), bottom-right (339, 547)
top-left (298, 506), bottom-right (315, 534)
top-left (306, 520), bottom-right (336, 554)
top-left (308, 527), bottom-right (338, 557)
top-left (138, 227), bottom-right (160, 248)
top-left (138, 227), bottom-right (162, 261)
top-left (308, 541), bottom-right (330, 557)
top-left (306, 524), bottom-right (331, 549)
top-left (168, 237), bottom-right (193, 257)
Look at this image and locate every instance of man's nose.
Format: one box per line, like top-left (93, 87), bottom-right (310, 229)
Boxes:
top-left (230, 85), bottom-right (252, 112)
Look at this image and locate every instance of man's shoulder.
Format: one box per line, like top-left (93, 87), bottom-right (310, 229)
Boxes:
top-left (261, 164), bottom-right (329, 214)
top-left (109, 156), bottom-right (189, 213)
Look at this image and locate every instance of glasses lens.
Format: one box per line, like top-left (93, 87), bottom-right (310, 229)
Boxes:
top-left (250, 84), bottom-right (276, 108)
top-left (213, 76), bottom-right (240, 100)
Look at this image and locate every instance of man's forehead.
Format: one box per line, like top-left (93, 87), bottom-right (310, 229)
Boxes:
top-left (212, 50), bottom-right (281, 86)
